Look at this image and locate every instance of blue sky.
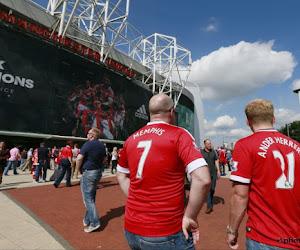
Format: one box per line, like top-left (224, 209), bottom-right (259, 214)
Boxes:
top-left (128, 0), bottom-right (300, 147)
top-left (35, 0), bottom-right (300, 147)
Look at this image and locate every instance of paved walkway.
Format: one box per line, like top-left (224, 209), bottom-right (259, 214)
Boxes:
top-left (0, 167), bottom-right (239, 250)
top-left (0, 191), bottom-right (66, 249)
top-left (0, 168), bottom-right (116, 249)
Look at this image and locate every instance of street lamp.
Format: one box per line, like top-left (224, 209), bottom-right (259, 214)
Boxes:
top-left (292, 81), bottom-right (300, 107)
top-left (287, 123), bottom-right (290, 137)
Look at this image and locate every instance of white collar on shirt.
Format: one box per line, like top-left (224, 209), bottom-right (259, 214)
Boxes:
top-left (147, 121), bottom-right (169, 125)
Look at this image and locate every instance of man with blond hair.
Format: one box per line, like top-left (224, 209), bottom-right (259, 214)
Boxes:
top-left (117, 94), bottom-right (211, 249)
top-left (76, 128), bottom-right (106, 233)
top-left (226, 99), bottom-right (300, 249)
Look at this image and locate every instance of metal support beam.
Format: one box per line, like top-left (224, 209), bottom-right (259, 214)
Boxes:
top-left (45, 0), bottom-right (191, 106)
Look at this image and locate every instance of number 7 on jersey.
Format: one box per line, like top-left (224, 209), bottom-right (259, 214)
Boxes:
top-left (136, 140), bottom-right (152, 179)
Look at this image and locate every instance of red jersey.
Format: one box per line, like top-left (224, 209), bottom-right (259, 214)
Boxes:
top-left (231, 130), bottom-right (300, 249)
top-left (61, 146), bottom-right (73, 159)
top-left (70, 84), bottom-right (94, 106)
top-left (219, 150), bottom-right (226, 162)
top-left (32, 149), bottom-right (38, 165)
top-left (55, 154), bottom-right (61, 165)
top-left (117, 121), bottom-right (207, 237)
top-left (93, 85), bottom-right (115, 105)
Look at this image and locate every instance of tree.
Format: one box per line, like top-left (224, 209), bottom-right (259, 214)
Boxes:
top-left (278, 121), bottom-right (300, 143)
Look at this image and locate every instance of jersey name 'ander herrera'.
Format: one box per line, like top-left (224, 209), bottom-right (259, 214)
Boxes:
top-left (133, 127), bottom-right (165, 139)
top-left (258, 136), bottom-right (300, 158)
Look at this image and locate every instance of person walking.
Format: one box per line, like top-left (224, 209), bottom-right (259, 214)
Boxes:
top-left (75, 128), bottom-right (106, 233)
top-left (103, 143), bottom-right (109, 169)
top-left (19, 148), bottom-right (27, 170)
top-left (71, 143), bottom-right (80, 179)
top-left (22, 148), bottom-right (33, 171)
top-left (35, 142), bottom-right (50, 183)
top-left (218, 147), bottom-right (226, 176)
top-left (3, 145), bottom-right (20, 176)
top-left (226, 150), bottom-right (232, 171)
top-left (0, 141), bottom-right (9, 184)
top-left (111, 147), bottom-right (118, 174)
top-left (50, 146), bottom-right (58, 170)
top-left (226, 99), bottom-right (300, 249)
top-left (201, 139), bottom-right (221, 214)
top-left (117, 94), bottom-right (211, 249)
top-left (54, 141), bottom-right (73, 188)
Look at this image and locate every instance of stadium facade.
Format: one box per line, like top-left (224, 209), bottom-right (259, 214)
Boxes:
top-left (0, 0), bottom-right (204, 147)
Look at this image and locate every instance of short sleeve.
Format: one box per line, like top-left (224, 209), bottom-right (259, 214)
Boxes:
top-left (117, 146), bottom-right (129, 174)
top-left (214, 151), bottom-right (218, 161)
top-left (177, 129), bottom-right (207, 174)
top-left (69, 148), bottom-right (73, 158)
top-left (230, 141), bottom-right (252, 184)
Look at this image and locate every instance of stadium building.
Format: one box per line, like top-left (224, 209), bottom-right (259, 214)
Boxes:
top-left (0, 0), bottom-right (204, 148)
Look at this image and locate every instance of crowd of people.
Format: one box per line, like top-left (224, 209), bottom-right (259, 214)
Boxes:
top-left (0, 141), bottom-right (122, 186)
top-left (1, 95), bottom-right (299, 250)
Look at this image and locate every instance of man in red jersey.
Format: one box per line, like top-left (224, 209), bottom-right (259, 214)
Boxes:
top-left (226, 99), bottom-right (300, 250)
top-left (53, 141), bottom-right (73, 188)
top-left (219, 146), bottom-right (226, 176)
top-left (117, 94), bottom-right (211, 249)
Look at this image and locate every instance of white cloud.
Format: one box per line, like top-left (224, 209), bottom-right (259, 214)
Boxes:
top-left (274, 108), bottom-right (300, 129)
top-left (204, 119), bottom-right (213, 130)
top-left (229, 128), bottom-right (252, 138)
top-left (203, 127), bottom-right (251, 148)
top-left (213, 115), bottom-right (237, 128)
top-left (214, 103), bottom-right (223, 111)
top-left (203, 115), bottom-right (247, 147)
top-left (203, 108), bottom-right (300, 148)
top-left (189, 40), bottom-right (296, 101)
top-left (292, 79), bottom-right (300, 92)
top-left (206, 130), bottom-right (217, 137)
top-left (203, 17), bottom-right (218, 32)
top-left (205, 24), bottom-right (217, 32)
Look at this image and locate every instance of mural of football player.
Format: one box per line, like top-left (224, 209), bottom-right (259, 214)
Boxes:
top-left (68, 79), bottom-right (94, 116)
top-left (92, 74), bottom-right (115, 139)
top-left (68, 79), bottom-right (94, 134)
top-left (68, 74), bottom-right (127, 140)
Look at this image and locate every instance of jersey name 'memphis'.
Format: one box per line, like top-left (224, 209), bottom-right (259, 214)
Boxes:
top-left (133, 127), bottom-right (165, 139)
top-left (258, 136), bottom-right (300, 158)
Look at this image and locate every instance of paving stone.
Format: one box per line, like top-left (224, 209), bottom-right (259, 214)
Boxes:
top-left (0, 238), bottom-right (22, 249)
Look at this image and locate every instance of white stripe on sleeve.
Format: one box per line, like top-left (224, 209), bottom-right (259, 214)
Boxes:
top-left (117, 165), bottom-right (130, 174)
top-left (230, 174), bottom-right (251, 184)
top-left (186, 158), bottom-right (208, 174)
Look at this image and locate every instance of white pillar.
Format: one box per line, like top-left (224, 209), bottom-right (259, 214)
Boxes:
top-left (185, 82), bottom-right (205, 146)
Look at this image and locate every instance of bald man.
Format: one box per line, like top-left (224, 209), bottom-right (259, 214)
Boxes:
top-left (117, 94), bottom-right (211, 249)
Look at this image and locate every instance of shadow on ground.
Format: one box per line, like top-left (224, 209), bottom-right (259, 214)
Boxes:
top-left (99, 206), bottom-right (125, 231)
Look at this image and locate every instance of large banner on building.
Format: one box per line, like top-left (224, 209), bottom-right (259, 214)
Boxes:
top-left (0, 24), bottom-right (152, 140)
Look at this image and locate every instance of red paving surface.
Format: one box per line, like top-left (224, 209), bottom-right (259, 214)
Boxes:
top-left (5, 177), bottom-right (246, 249)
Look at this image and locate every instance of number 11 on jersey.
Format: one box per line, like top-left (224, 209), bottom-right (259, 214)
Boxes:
top-left (136, 140), bottom-right (152, 179)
